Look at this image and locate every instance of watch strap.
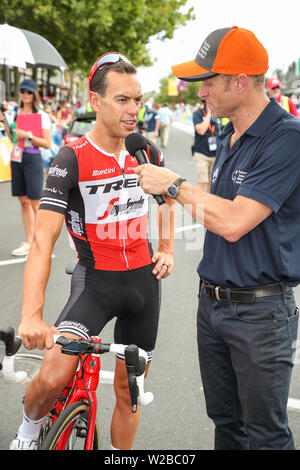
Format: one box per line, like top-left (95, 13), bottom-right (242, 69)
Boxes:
top-left (172, 177), bottom-right (187, 189)
top-left (166, 176), bottom-right (187, 199)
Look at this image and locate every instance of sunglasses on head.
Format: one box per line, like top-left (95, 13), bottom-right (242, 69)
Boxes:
top-left (20, 89), bottom-right (34, 95)
top-left (89, 52), bottom-right (131, 90)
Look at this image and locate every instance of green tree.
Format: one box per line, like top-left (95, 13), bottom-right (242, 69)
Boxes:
top-left (0, 0), bottom-right (194, 73)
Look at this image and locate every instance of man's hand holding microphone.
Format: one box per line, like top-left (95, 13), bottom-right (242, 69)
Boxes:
top-left (125, 132), bottom-right (181, 201)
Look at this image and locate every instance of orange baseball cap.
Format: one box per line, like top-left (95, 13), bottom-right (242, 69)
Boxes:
top-left (171, 26), bottom-right (269, 82)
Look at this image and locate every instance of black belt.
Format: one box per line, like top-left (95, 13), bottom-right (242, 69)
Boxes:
top-left (202, 281), bottom-right (291, 303)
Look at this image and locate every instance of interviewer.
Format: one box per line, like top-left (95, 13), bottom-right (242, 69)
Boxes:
top-left (135, 26), bottom-right (300, 450)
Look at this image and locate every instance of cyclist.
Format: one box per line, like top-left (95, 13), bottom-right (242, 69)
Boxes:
top-left (266, 78), bottom-right (299, 117)
top-left (10, 53), bottom-right (175, 450)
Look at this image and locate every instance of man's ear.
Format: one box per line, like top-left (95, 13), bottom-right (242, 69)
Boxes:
top-left (235, 74), bottom-right (248, 94)
top-left (88, 91), bottom-right (101, 112)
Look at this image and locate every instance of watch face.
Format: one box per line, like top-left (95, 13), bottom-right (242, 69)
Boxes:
top-left (167, 184), bottom-right (178, 198)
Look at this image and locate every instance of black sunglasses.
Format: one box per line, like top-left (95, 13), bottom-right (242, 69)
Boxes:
top-left (20, 89), bottom-right (34, 95)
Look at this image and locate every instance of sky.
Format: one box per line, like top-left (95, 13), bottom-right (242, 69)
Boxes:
top-left (137, 0), bottom-right (300, 93)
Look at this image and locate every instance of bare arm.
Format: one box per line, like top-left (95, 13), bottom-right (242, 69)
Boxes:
top-left (154, 118), bottom-right (160, 137)
top-left (14, 128), bottom-right (52, 149)
top-left (0, 110), bottom-right (13, 141)
top-left (152, 198), bottom-right (176, 279)
top-left (194, 109), bottom-right (211, 136)
top-left (18, 210), bottom-right (65, 350)
top-left (135, 165), bottom-right (272, 243)
top-left (176, 182), bottom-right (272, 242)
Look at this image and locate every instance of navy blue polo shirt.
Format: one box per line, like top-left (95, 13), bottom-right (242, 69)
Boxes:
top-left (193, 108), bottom-right (219, 156)
top-left (198, 100), bottom-right (300, 287)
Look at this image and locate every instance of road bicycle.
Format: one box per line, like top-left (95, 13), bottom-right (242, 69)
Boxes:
top-left (1, 328), bottom-right (42, 385)
top-left (0, 327), bottom-right (153, 450)
top-left (0, 327), bottom-right (22, 371)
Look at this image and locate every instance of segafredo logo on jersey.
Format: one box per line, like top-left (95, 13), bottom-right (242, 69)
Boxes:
top-left (110, 196), bottom-right (145, 216)
top-left (48, 165), bottom-right (68, 178)
top-left (79, 175), bottom-right (148, 224)
top-left (232, 169), bottom-right (247, 184)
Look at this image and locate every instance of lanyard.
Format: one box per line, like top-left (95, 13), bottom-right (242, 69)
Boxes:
top-left (202, 109), bottom-right (215, 136)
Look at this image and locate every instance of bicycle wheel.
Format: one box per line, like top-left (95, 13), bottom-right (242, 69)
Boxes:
top-left (40, 401), bottom-right (100, 450)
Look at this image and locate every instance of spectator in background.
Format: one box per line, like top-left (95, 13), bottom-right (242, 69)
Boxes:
top-left (137, 100), bottom-right (147, 134)
top-left (44, 104), bottom-right (58, 127)
top-left (74, 101), bottom-right (86, 115)
top-left (56, 100), bottom-right (73, 126)
top-left (55, 101), bottom-right (74, 144)
top-left (41, 104), bottom-right (61, 171)
top-left (192, 99), bottom-right (220, 192)
top-left (266, 78), bottom-right (299, 116)
top-left (0, 102), bottom-right (12, 138)
top-left (145, 98), bottom-right (160, 143)
top-left (10, 79), bottom-right (52, 257)
top-left (157, 103), bottom-right (173, 148)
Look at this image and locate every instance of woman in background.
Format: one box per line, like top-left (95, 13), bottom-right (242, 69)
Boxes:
top-left (10, 79), bottom-right (52, 256)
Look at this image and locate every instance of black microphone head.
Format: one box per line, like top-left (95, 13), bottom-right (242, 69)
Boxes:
top-left (125, 132), bottom-right (147, 155)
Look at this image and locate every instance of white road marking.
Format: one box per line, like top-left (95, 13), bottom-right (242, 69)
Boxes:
top-left (172, 121), bottom-right (195, 136)
top-left (287, 398), bottom-right (300, 412)
top-left (0, 257), bottom-right (27, 266)
top-left (0, 254), bottom-right (55, 266)
top-left (100, 370), bottom-right (114, 384)
top-left (175, 224), bottom-right (202, 233)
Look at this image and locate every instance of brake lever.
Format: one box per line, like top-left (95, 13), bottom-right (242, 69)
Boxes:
top-left (126, 365), bottom-right (138, 413)
top-left (125, 345), bottom-right (140, 413)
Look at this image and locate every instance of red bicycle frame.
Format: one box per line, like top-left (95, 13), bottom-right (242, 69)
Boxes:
top-left (49, 337), bottom-right (102, 450)
top-left (41, 335), bottom-right (153, 450)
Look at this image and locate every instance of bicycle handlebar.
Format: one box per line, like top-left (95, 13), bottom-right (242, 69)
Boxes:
top-left (0, 327), bottom-right (22, 371)
top-left (0, 332), bottom-right (153, 412)
top-left (53, 335), bottom-right (154, 412)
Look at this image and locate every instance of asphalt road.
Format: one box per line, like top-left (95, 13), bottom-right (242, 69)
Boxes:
top-left (0, 125), bottom-right (300, 451)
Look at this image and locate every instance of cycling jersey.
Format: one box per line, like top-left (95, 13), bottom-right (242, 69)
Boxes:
top-left (40, 134), bottom-right (164, 270)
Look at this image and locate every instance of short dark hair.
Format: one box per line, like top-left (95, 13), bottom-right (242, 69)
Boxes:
top-left (90, 60), bottom-right (137, 96)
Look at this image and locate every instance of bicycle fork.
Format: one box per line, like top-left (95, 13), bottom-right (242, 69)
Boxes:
top-left (60, 353), bottom-right (101, 450)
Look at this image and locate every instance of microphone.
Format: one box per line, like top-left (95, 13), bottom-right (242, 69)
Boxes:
top-left (125, 133), bottom-right (165, 205)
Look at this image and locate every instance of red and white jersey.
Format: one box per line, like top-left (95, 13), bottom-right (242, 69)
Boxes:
top-left (40, 134), bottom-right (164, 270)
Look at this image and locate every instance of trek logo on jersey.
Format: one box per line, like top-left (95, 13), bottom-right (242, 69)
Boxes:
top-left (232, 169), bottom-right (247, 184)
top-left (85, 177), bottom-right (139, 195)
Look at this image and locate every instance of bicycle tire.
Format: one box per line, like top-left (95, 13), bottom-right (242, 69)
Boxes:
top-left (40, 401), bottom-right (100, 450)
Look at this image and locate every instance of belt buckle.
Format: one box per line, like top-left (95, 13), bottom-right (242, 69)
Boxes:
top-left (214, 286), bottom-right (221, 301)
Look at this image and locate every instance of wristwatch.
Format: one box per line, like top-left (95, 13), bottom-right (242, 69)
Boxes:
top-left (166, 177), bottom-right (187, 199)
